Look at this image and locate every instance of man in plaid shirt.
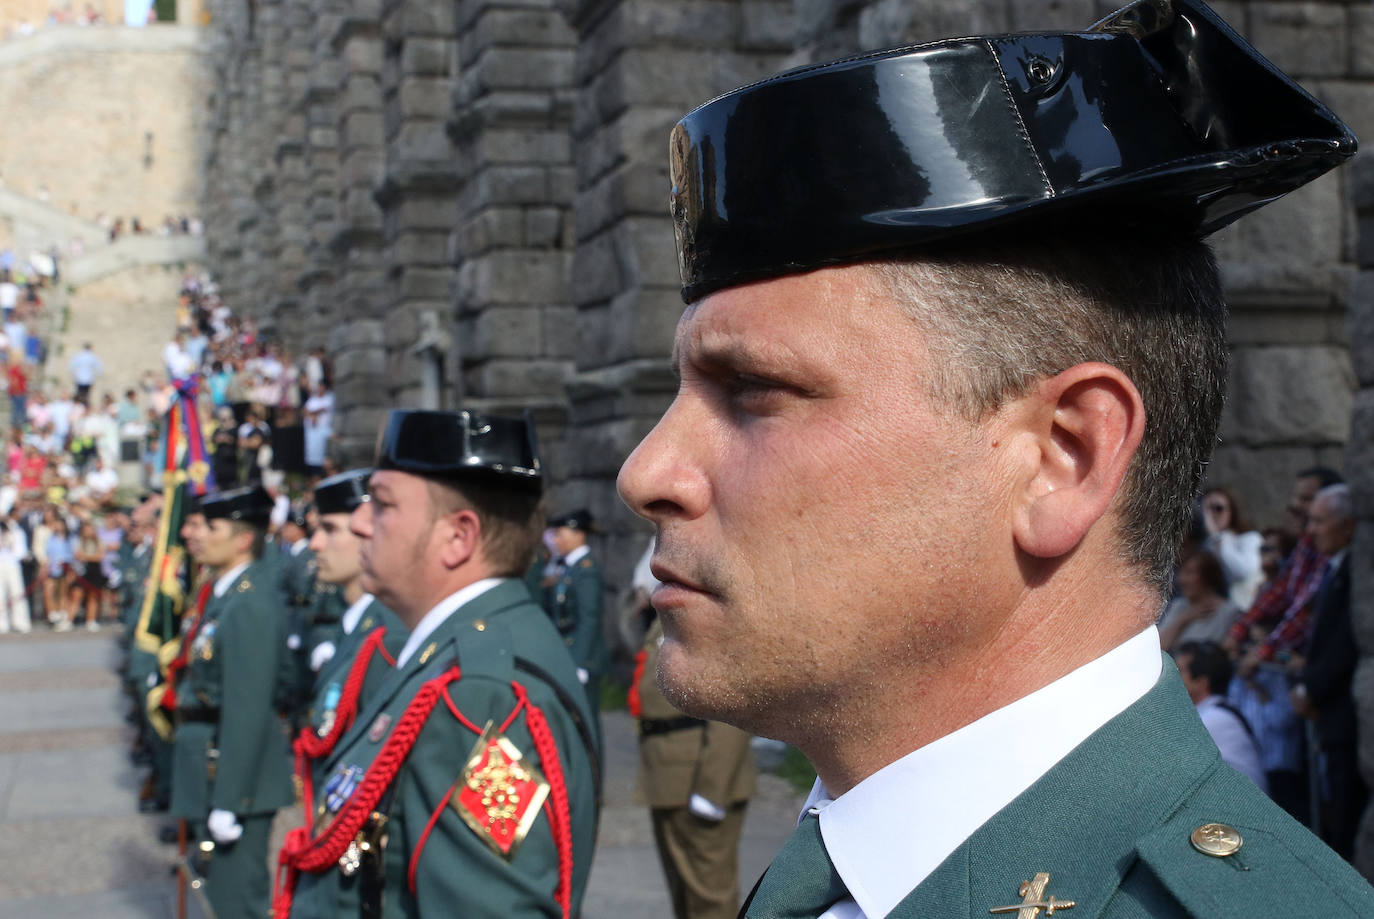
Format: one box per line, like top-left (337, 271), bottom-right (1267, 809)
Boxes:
top-left (1229, 467), bottom-right (1344, 665)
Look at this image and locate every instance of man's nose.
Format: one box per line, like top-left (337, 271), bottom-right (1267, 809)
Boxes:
top-left (617, 400), bottom-right (708, 524)
top-left (349, 501), bottom-right (373, 538)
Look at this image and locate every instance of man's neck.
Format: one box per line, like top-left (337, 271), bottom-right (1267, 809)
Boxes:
top-left (799, 584), bottom-right (1159, 796)
top-left (342, 575), bottom-right (364, 607)
top-left (398, 566), bottom-right (498, 630)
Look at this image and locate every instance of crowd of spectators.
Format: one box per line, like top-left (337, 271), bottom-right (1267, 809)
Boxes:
top-left (164, 276), bottom-right (337, 489)
top-left (0, 270), bottom-right (337, 640)
top-left (2, 5), bottom-right (105, 40)
top-left (1163, 468), bottom-right (1364, 864)
top-left (102, 213), bottom-right (203, 242)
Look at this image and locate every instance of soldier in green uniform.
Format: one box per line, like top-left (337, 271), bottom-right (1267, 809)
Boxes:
top-left (617, 1), bottom-right (1374, 915)
top-left (294, 468), bottom-right (406, 797)
top-left (176, 485), bottom-right (294, 919)
top-left (275, 410), bottom-right (600, 919)
top-left (279, 506), bottom-right (317, 724)
top-left (542, 509), bottom-right (607, 717)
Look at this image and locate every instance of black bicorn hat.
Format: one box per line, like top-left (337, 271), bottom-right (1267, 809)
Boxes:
top-left (201, 485), bottom-right (274, 526)
top-left (314, 468), bottom-right (372, 516)
top-left (668, 0), bottom-right (1358, 303)
top-left (374, 410), bottom-right (541, 491)
top-left (547, 508), bottom-right (594, 533)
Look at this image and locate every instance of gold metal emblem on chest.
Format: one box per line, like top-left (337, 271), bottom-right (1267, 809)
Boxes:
top-left (989, 873), bottom-right (1074, 917)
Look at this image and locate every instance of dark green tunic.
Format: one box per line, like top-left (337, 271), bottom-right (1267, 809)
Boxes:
top-left (301, 595), bottom-right (407, 793)
top-left (289, 579), bottom-right (601, 918)
top-left (543, 552), bottom-right (607, 717)
top-left (878, 658), bottom-right (1374, 918)
top-left (175, 559), bottom-right (295, 919)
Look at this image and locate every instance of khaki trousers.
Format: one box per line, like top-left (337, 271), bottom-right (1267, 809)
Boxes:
top-left (650, 801), bottom-right (748, 919)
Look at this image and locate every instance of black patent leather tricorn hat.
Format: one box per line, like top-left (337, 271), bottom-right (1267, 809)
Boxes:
top-left (374, 410), bottom-right (541, 491)
top-left (669, 0), bottom-right (1357, 302)
top-left (314, 468), bottom-right (373, 516)
top-left (202, 485), bottom-right (274, 526)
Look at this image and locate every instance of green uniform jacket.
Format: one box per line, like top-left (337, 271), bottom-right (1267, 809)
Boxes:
top-left (281, 544), bottom-right (317, 607)
top-left (544, 554), bottom-right (608, 678)
top-left (304, 581), bottom-right (347, 657)
top-left (303, 596), bottom-right (407, 791)
top-left (883, 657), bottom-right (1374, 918)
top-left (635, 620), bottom-right (755, 809)
top-left (290, 580), bottom-right (601, 919)
top-left (176, 559), bottom-right (294, 818)
top-left (116, 542), bottom-right (149, 631)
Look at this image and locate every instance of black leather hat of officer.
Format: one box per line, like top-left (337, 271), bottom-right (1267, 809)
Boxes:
top-left (314, 468), bottom-right (373, 516)
top-left (669, 0), bottom-right (1356, 302)
top-left (548, 509), bottom-right (594, 533)
top-left (374, 409), bottom-right (542, 492)
top-left (201, 485), bottom-right (274, 527)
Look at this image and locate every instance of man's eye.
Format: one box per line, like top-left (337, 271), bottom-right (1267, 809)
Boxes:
top-left (723, 375), bottom-right (787, 414)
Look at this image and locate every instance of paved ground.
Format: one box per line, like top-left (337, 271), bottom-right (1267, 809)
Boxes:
top-left (0, 630), bottom-right (804, 918)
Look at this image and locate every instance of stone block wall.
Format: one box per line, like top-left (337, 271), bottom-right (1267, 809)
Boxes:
top-left (199, 0), bottom-right (1368, 668)
top-left (0, 25), bottom-right (208, 226)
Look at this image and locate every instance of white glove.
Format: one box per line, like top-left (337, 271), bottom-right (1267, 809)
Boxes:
top-left (207, 808), bottom-right (243, 844)
top-left (286, 633), bottom-right (302, 650)
top-left (688, 794), bottom-right (726, 822)
top-left (576, 667), bottom-right (589, 686)
top-left (310, 641), bottom-right (337, 673)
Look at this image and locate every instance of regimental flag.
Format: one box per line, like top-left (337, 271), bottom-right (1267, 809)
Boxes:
top-left (134, 378), bottom-right (214, 737)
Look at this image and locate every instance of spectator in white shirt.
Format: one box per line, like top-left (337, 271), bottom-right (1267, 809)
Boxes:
top-left (0, 508), bottom-right (30, 634)
top-left (163, 331), bottom-right (195, 379)
top-left (0, 276), bottom-right (17, 319)
top-left (1176, 641), bottom-right (1268, 792)
top-left (68, 344), bottom-right (104, 402)
top-left (84, 456), bottom-right (119, 505)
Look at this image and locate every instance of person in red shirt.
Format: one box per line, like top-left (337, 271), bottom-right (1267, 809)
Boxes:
top-left (8, 360), bottom-right (27, 429)
top-left (18, 444), bottom-right (44, 493)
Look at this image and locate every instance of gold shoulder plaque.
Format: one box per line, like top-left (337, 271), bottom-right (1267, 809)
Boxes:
top-left (450, 721), bottom-right (550, 860)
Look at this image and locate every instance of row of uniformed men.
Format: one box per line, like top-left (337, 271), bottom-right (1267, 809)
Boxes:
top-left (115, 408), bottom-right (613, 919)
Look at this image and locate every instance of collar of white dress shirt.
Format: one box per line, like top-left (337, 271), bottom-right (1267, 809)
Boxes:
top-left (213, 561), bottom-right (250, 598)
top-left (802, 625), bottom-right (1163, 919)
top-left (340, 593), bottom-right (374, 635)
top-left (290, 538), bottom-right (308, 556)
top-left (562, 544), bottom-right (590, 567)
top-left (394, 578), bottom-right (507, 667)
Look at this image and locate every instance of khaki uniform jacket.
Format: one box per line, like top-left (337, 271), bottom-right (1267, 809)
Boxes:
top-left (635, 621), bottom-right (755, 809)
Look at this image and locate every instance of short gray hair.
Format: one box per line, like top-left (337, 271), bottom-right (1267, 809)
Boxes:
top-left (870, 232), bottom-right (1227, 598)
top-left (1315, 483), bottom-right (1353, 522)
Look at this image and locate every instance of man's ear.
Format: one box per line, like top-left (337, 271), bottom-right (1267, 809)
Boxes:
top-left (1008, 362), bottom-right (1145, 559)
top-left (436, 507), bottom-right (482, 570)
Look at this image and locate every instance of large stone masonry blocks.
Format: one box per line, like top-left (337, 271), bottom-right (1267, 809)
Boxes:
top-left (1223, 345), bottom-right (1356, 445)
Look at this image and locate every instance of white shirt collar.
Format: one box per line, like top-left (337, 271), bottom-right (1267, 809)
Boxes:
top-left (290, 538), bottom-right (308, 556)
top-left (1328, 548), bottom-right (1348, 570)
top-left (213, 561), bottom-right (250, 598)
top-left (562, 544), bottom-right (590, 566)
top-left (805, 626), bottom-right (1162, 919)
top-left (341, 594), bottom-right (374, 635)
top-left (394, 578), bottom-right (507, 667)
